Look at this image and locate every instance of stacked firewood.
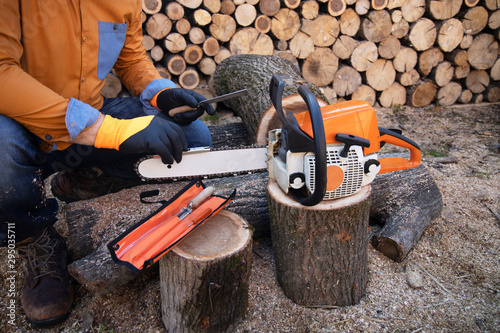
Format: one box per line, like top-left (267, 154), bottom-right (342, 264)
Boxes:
top-left (102, 0), bottom-right (500, 107)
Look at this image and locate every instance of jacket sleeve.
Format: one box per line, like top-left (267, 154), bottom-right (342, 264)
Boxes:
top-left (0, 1), bottom-right (100, 150)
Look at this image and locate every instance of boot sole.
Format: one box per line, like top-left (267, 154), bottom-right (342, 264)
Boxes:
top-left (28, 311), bottom-right (71, 328)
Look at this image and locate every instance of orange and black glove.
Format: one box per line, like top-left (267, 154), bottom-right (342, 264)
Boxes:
top-left (151, 88), bottom-right (215, 125)
top-left (95, 115), bottom-right (186, 164)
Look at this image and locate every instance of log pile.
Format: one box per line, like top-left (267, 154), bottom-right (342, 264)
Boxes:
top-left (126, 0), bottom-right (500, 108)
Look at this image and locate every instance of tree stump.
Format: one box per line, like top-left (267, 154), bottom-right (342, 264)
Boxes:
top-left (267, 179), bottom-right (371, 306)
top-left (159, 210), bottom-right (252, 333)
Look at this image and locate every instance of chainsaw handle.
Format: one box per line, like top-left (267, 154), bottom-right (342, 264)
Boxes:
top-left (378, 127), bottom-right (421, 173)
top-left (269, 75), bottom-right (327, 206)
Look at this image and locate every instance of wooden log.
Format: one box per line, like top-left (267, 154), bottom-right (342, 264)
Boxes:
top-left (397, 69), bottom-right (420, 86)
top-left (464, 0), bottom-right (480, 6)
top-left (235, 4), bottom-right (257, 26)
top-left (408, 18), bottom-right (437, 51)
top-left (490, 58), bottom-right (500, 81)
top-left (210, 14), bottom-right (237, 42)
top-left (484, 0), bottom-right (500, 10)
top-left (437, 18), bottom-right (464, 52)
top-left (150, 45), bottom-right (164, 62)
top-left (458, 89), bottom-right (473, 103)
top-left (166, 1), bottom-right (185, 21)
top-left (408, 80), bottom-right (437, 106)
top-left (401, 0), bottom-right (425, 22)
top-left (212, 54), bottom-right (328, 144)
top-left (361, 10), bottom-right (392, 43)
top-left (332, 65), bottom-right (362, 97)
top-left (472, 93), bottom-right (484, 104)
top-left (418, 47), bottom-right (444, 76)
top-left (465, 69), bottom-right (490, 94)
top-left (468, 33), bottom-right (499, 70)
top-left (176, 18), bottom-right (192, 35)
top-left (388, 0), bottom-right (405, 8)
top-left (365, 59), bottom-right (396, 91)
top-left (427, 0), bottom-right (463, 20)
top-left (146, 13), bottom-right (172, 40)
top-left (378, 35), bottom-right (401, 59)
top-left (289, 31), bottom-right (315, 59)
top-left (339, 8), bottom-right (360, 36)
top-left (273, 50), bottom-right (299, 67)
top-left (166, 54), bottom-right (187, 75)
top-left (192, 8), bottom-right (212, 26)
top-left (179, 67), bottom-right (200, 89)
top-left (267, 179), bottom-right (371, 306)
top-left (430, 61), bottom-right (454, 87)
top-left (284, 0), bottom-right (302, 9)
top-left (379, 82), bottom-right (406, 107)
top-left (159, 210), bottom-right (252, 333)
top-left (142, 35), bottom-right (155, 51)
top-left (271, 9), bottom-right (301, 41)
top-left (202, 37), bottom-right (220, 57)
top-left (332, 35), bottom-right (356, 60)
top-left (300, 14), bottom-right (340, 47)
top-left (254, 14), bottom-right (272, 33)
top-left (204, 0), bottom-right (222, 13)
top-left (486, 85), bottom-right (500, 102)
top-left (355, 0), bottom-right (370, 15)
top-left (437, 81), bottom-right (462, 106)
top-left (165, 33), bottom-right (187, 53)
top-left (259, 0), bottom-right (281, 16)
top-left (351, 41), bottom-right (378, 72)
top-left (460, 34), bottom-right (473, 49)
top-left (214, 47), bottom-right (232, 64)
top-left (183, 45), bottom-right (204, 65)
top-left (229, 27), bottom-right (274, 55)
top-left (488, 10), bottom-right (500, 30)
top-left (352, 84), bottom-right (377, 106)
top-left (142, 0), bottom-right (162, 14)
top-left (188, 27), bottom-right (206, 44)
top-left (301, 0), bottom-right (320, 19)
top-left (462, 5), bottom-right (489, 35)
top-left (101, 74), bottom-right (122, 99)
top-left (178, 0), bottom-right (203, 9)
top-left (391, 16), bottom-right (410, 38)
top-left (328, 0), bottom-right (347, 16)
top-left (220, 0), bottom-right (236, 14)
top-left (274, 39), bottom-right (288, 51)
top-left (372, 0), bottom-right (389, 9)
top-left (370, 164), bottom-right (443, 262)
top-left (156, 65), bottom-right (172, 80)
top-left (302, 47), bottom-right (339, 86)
top-left (198, 57), bottom-right (217, 75)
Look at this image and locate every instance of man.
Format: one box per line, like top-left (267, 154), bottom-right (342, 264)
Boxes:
top-left (0, 0), bottom-right (215, 327)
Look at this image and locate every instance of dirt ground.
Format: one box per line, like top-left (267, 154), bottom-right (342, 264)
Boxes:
top-left (1, 102), bottom-right (499, 332)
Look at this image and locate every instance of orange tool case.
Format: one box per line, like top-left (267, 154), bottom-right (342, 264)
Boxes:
top-left (108, 179), bottom-right (235, 273)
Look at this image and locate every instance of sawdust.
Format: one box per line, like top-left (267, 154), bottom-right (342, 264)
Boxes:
top-left (0, 103), bottom-right (499, 332)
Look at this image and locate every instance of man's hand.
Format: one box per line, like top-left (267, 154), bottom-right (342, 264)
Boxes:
top-left (94, 115), bottom-right (186, 164)
top-left (152, 88), bottom-right (216, 125)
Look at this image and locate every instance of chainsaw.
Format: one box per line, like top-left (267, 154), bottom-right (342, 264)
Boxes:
top-left (137, 75), bottom-right (421, 206)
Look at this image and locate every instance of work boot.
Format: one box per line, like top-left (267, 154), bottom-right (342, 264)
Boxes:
top-left (50, 167), bottom-right (144, 202)
top-left (17, 226), bottom-right (74, 327)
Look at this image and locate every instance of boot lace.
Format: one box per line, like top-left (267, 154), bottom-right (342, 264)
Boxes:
top-left (17, 229), bottom-right (62, 281)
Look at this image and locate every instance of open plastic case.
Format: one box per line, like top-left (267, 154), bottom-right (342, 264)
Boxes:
top-left (108, 179), bottom-right (235, 273)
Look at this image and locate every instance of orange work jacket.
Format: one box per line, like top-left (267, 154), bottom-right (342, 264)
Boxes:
top-left (0, 0), bottom-right (174, 150)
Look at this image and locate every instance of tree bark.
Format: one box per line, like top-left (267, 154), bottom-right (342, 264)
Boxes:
top-left (212, 54), bottom-right (328, 145)
top-left (370, 164), bottom-right (443, 262)
top-left (267, 179), bottom-right (371, 306)
top-left (160, 210), bottom-right (252, 333)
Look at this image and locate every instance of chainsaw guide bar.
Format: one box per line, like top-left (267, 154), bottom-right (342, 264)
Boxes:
top-left (136, 145), bottom-right (268, 182)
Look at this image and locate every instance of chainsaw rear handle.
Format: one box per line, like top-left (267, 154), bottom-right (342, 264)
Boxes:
top-left (269, 74), bottom-right (327, 206)
top-left (378, 127), bottom-right (421, 173)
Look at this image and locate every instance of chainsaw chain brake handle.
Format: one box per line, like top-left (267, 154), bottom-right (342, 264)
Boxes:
top-left (378, 127), bottom-right (421, 173)
top-left (269, 74), bottom-right (327, 206)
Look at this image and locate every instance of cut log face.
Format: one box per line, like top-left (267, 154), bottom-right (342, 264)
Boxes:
top-left (437, 81), bottom-right (462, 106)
top-left (339, 8), bottom-right (360, 36)
top-left (468, 33), bottom-right (499, 70)
top-left (437, 18), bottom-right (464, 52)
top-left (361, 10), bottom-right (392, 43)
top-left (230, 28), bottom-right (274, 55)
top-left (302, 47), bottom-right (339, 86)
top-left (408, 18), bottom-right (437, 51)
top-left (333, 65), bottom-right (362, 97)
top-left (267, 180), bottom-right (371, 306)
top-left (351, 41), bottom-right (378, 72)
top-left (408, 80), bottom-right (437, 106)
top-left (301, 15), bottom-right (340, 47)
top-left (289, 31), bottom-right (315, 59)
top-left (160, 210), bottom-right (253, 333)
top-left (427, 0), bottom-right (463, 20)
top-left (365, 59), bottom-right (396, 91)
top-left (463, 6), bottom-right (489, 34)
top-left (401, 0), bottom-right (425, 22)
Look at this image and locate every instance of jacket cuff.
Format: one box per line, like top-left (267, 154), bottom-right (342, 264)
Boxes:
top-left (65, 98), bottom-right (101, 140)
top-left (140, 78), bottom-right (176, 115)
